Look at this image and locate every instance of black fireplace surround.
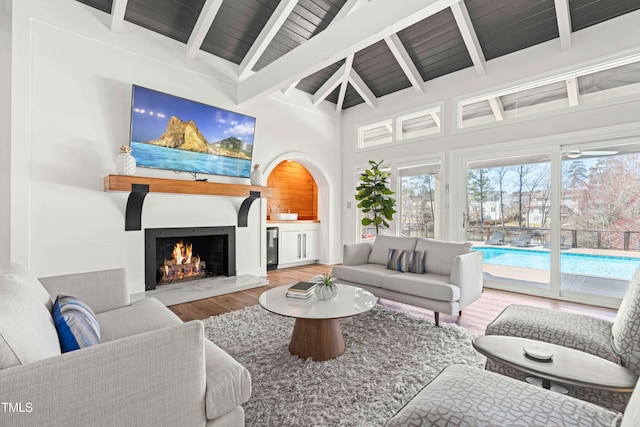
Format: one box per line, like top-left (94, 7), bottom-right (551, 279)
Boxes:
top-left (144, 226), bottom-right (236, 290)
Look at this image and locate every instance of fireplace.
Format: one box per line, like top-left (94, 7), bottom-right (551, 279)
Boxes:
top-left (144, 226), bottom-right (236, 290)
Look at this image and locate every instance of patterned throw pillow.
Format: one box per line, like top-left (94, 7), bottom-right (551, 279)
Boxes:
top-left (387, 249), bottom-right (414, 272)
top-left (52, 295), bottom-right (101, 353)
top-left (410, 250), bottom-right (426, 274)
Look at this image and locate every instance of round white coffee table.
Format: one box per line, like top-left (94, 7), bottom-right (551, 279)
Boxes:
top-left (258, 283), bottom-right (377, 361)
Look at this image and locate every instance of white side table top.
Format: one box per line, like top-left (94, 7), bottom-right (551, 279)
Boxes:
top-left (259, 283), bottom-right (377, 320)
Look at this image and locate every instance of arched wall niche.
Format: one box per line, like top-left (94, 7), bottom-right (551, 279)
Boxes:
top-left (264, 152), bottom-right (335, 265)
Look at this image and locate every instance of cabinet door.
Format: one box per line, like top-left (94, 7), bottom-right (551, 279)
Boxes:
top-left (301, 230), bottom-right (319, 261)
top-left (279, 231), bottom-right (301, 264)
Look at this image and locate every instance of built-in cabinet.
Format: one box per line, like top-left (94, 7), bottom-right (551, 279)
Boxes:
top-left (275, 222), bottom-right (320, 267)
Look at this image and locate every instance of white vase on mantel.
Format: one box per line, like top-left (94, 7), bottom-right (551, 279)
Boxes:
top-left (250, 164), bottom-right (263, 186)
top-left (116, 145), bottom-right (136, 176)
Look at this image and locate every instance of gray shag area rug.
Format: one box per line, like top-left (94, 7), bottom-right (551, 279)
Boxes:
top-left (202, 305), bottom-right (485, 427)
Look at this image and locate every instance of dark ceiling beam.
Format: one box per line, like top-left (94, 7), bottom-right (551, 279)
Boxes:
top-left (554, 0), bottom-right (572, 51)
top-left (238, 0), bottom-right (459, 105)
top-left (110, 0), bottom-right (128, 33)
top-left (186, 0), bottom-right (223, 61)
top-left (450, 1), bottom-right (486, 76)
top-left (239, 0), bottom-right (300, 80)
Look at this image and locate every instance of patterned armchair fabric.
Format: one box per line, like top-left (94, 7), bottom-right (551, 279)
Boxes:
top-left (611, 266), bottom-right (640, 375)
top-left (385, 364), bottom-right (623, 427)
top-left (485, 304), bottom-right (619, 363)
top-left (484, 267), bottom-right (640, 412)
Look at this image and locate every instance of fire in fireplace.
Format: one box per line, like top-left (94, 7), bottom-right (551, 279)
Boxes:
top-left (144, 226), bottom-right (236, 290)
top-left (159, 241), bottom-right (206, 285)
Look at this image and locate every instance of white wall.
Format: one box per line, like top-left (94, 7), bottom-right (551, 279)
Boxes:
top-left (8, 0), bottom-right (341, 293)
top-left (0, 5), bottom-right (11, 263)
top-left (340, 10), bottom-right (640, 244)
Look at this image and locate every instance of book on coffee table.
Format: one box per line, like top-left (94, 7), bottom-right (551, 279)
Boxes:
top-left (288, 282), bottom-right (316, 293)
top-left (286, 282), bottom-right (316, 299)
top-left (286, 291), bottom-right (314, 299)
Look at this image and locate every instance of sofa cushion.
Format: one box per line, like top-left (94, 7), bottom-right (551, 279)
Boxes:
top-left (486, 304), bottom-right (619, 364)
top-left (386, 249), bottom-right (414, 272)
top-left (0, 262), bottom-right (54, 312)
top-left (332, 264), bottom-right (397, 288)
top-left (368, 236), bottom-right (417, 266)
top-left (382, 273), bottom-right (460, 302)
top-left (52, 295), bottom-right (101, 352)
top-left (0, 276), bottom-right (61, 369)
top-left (385, 364), bottom-right (623, 427)
top-left (415, 239), bottom-right (472, 276)
top-left (96, 297), bottom-right (183, 342)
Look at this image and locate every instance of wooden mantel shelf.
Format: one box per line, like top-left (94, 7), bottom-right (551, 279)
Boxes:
top-left (104, 175), bottom-right (272, 231)
top-left (104, 175), bottom-right (272, 198)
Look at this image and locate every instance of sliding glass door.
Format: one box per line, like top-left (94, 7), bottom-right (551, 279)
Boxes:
top-left (466, 155), bottom-right (552, 291)
top-left (458, 141), bottom-right (640, 305)
top-left (560, 145), bottom-right (640, 301)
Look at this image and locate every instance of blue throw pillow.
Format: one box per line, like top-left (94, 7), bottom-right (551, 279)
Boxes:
top-left (52, 294), bottom-right (101, 353)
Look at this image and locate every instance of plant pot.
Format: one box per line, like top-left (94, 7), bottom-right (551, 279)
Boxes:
top-left (315, 283), bottom-right (338, 300)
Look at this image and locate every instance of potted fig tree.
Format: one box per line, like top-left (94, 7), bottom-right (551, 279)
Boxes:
top-left (355, 160), bottom-right (396, 236)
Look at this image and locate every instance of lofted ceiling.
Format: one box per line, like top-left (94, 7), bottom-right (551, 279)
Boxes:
top-left (75, 0), bottom-right (640, 111)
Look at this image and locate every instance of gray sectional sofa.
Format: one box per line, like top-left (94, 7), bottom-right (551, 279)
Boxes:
top-left (0, 262), bottom-right (251, 427)
top-left (332, 236), bottom-right (483, 326)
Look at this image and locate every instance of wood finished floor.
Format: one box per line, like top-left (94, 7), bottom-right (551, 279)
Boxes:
top-left (168, 264), bottom-right (617, 336)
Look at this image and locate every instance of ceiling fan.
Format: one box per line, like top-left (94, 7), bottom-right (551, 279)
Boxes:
top-left (565, 149), bottom-right (619, 159)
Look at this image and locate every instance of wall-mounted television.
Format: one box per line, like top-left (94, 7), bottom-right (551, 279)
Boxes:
top-left (129, 85), bottom-right (256, 178)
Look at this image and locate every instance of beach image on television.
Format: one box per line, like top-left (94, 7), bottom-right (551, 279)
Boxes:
top-left (130, 85), bottom-right (256, 178)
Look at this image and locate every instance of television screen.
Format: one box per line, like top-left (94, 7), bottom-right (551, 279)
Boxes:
top-left (129, 85), bottom-right (256, 178)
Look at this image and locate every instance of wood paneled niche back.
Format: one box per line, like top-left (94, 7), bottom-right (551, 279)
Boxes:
top-left (267, 161), bottom-right (318, 220)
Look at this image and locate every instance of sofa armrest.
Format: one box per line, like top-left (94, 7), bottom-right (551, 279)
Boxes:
top-left (39, 268), bottom-right (130, 314)
top-left (0, 321), bottom-right (207, 427)
top-left (450, 251), bottom-right (483, 309)
top-left (342, 241), bottom-right (374, 266)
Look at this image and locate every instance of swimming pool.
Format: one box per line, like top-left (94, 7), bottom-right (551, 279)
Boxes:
top-left (474, 247), bottom-right (640, 280)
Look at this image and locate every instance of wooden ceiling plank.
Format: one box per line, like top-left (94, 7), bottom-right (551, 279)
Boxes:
top-left (239, 0), bottom-right (300, 80)
top-left (565, 77), bottom-right (579, 106)
top-left (348, 69), bottom-right (377, 109)
top-left (239, 0), bottom-right (459, 104)
top-left (281, 0), bottom-right (366, 94)
top-left (450, 1), bottom-right (486, 76)
top-left (384, 34), bottom-right (424, 94)
top-left (186, 0), bottom-right (224, 61)
top-left (110, 0), bottom-right (129, 33)
top-left (313, 63), bottom-right (346, 105)
top-left (554, 0), bottom-right (572, 51)
top-left (488, 97), bottom-right (505, 121)
top-left (336, 54), bottom-right (355, 112)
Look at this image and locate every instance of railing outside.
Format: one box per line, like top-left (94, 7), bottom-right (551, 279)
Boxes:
top-left (468, 227), bottom-right (640, 251)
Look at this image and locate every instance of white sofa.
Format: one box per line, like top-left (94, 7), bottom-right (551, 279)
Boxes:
top-left (332, 236), bottom-right (483, 326)
top-left (0, 262), bottom-right (251, 427)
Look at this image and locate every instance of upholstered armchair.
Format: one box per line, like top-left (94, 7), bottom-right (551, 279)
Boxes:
top-left (484, 266), bottom-right (640, 412)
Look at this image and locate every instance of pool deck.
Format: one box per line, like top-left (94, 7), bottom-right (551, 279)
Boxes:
top-left (474, 243), bottom-right (637, 299)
